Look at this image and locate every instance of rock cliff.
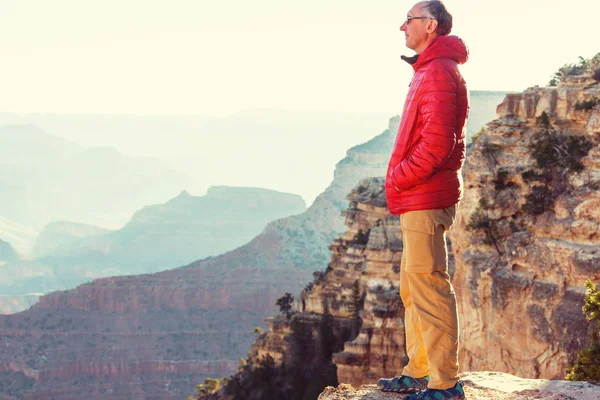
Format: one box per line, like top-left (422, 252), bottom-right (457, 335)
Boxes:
top-left (0, 265), bottom-right (305, 399)
top-left (449, 56), bottom-right (600, 379)
top-left (199, 178), bottom-right (410, 400)
top-left (328, 179), bottom-right (406, 387)
top-left (196, 62), bottom-right (600, 399)
top-left (318, 372), bottom-right (600, 400)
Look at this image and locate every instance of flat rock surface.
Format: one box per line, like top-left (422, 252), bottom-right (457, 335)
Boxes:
top-left (318, 372), bottom-right (600, 400)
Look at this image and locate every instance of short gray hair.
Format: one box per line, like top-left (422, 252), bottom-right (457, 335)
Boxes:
top-left (420, 1), bottom-right (453, 36)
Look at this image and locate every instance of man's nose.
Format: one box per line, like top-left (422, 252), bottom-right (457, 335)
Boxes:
top-left (400, 22), bottom-right (407, 31)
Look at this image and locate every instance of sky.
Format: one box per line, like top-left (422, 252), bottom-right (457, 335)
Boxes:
top-left (1, 0), bottom-right (599, 117)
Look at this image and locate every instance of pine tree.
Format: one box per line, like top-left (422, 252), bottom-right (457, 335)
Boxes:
top-left (566, 279), bottom-right (600, 382)
top-left (276, 292), bottom-right (294, 319)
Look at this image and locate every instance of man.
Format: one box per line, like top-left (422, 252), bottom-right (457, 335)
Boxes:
top-left (377, 1), bottom-right (468, 399)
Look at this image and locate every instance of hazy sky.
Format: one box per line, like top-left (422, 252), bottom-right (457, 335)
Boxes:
top-left (1, 0), bottom-right (598, 116)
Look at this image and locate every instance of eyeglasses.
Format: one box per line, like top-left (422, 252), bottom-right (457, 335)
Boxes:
top-left (405, 16), bottom-right (432, 25)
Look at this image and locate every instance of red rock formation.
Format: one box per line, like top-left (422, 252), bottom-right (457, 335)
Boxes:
top-left (450, 64), bottom-right (600, 379)
top-left (209, 63), bottom-right (600, 399)
top-left (0, 263), bottom-right (309, 399)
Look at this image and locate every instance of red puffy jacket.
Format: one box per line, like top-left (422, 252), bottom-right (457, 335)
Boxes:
top-left (385, 35), bottom-right (469, 215)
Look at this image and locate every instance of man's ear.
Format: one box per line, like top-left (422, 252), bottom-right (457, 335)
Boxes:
top-left (426, 19), bottom-right (438, 34)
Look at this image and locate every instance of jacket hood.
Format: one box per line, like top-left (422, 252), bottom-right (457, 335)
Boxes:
top-left (411, 35), bottom-right (469, 70)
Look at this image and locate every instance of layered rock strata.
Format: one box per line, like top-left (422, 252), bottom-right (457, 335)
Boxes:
top-left (214, 73), bottom-right (599, 399)
top-left (208, 178), bottom-right (409, 400)
top-left (0, 266), bottom-right (309, 400)
top-left (329, 179), bottom-right (407, 386)
top-left (450, 68), bottom-right (600, 379)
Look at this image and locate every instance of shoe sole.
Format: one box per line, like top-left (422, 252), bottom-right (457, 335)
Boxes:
top-left (381, 388), bottom-right (422, 394)
top-left (377, 380), bottom-right (427, 394)
top-left (401, 394), bottom-right (464, 400)
top-left (378, 384), bottom-right (424, 394)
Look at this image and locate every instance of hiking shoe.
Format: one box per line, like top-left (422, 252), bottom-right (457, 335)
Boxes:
top-left (402, 381), bottom-right (465, 400)
top-left (377, 375), bottom-right (429, 393)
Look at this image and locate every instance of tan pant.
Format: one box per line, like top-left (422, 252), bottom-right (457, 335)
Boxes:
top-left (399, 205), bottom-right (459, 390)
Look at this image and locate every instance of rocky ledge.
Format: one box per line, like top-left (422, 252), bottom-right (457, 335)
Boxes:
top-left (318, 372), bottom-right (600, 400)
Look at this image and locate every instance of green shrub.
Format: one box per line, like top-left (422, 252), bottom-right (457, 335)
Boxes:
top-left (574, 98), bottom-right (599, 111)
top-left (467, 199), bottom-right (503, 255)
top-left (494, 168), bottom-right (512, 191)
top-left (531, 131), bottom-right (593, 173)
top-left (557, 56), bottom-right (589, 77)
top-left (522, 169), bottom-right (547, 183)
top-left (566, 279), bottom-right (600, 382)
top-left (522, 186), bottom-right (554, 215)
top-left (481, 140), bottom-right (501, 167)
top-left (351, 229), bottom-right (370, 246)
top-left (192, 378), bottom-right (221, 398)
top-left (276, 293), bottom-right (294, 319)
top-left (550, 55), bottom-right (600, 85)
top-left (522, 112), bottom-right (594, 216)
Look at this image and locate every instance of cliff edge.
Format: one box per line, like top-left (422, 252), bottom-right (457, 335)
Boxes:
top-left (319, 372), bottom-right (600, 400)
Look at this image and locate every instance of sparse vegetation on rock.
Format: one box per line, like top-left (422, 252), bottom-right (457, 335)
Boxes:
top-left (188, 378), bottom-right (222, 400)
top-left (467, 198), bottom-right (503, 255)
top-left (522, 186), bottom-right (554, 216)
top-left (549, 53), bottom-right (600, 85)
top-left (350, 229), bottom-right (370, 246)
top-left (481, 139), bottom-right (501, 168)
top-left (276, 293), bottom-right (294, 320)
top-left (574, 98), bottom-right (599, 111)
top-left (566, 279), bottom-right (600, 382)
top-left (521, 111), bottom-right (593, 216)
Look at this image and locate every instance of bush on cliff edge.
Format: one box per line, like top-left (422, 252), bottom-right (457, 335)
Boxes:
top-left (566, 279), bottom-right (600, 382)
top-left (522, 112), bottom-right (593, 216)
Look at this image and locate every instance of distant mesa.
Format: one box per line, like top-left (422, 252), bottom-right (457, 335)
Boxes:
top-left (7, 184), bottom-right (309, 300)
